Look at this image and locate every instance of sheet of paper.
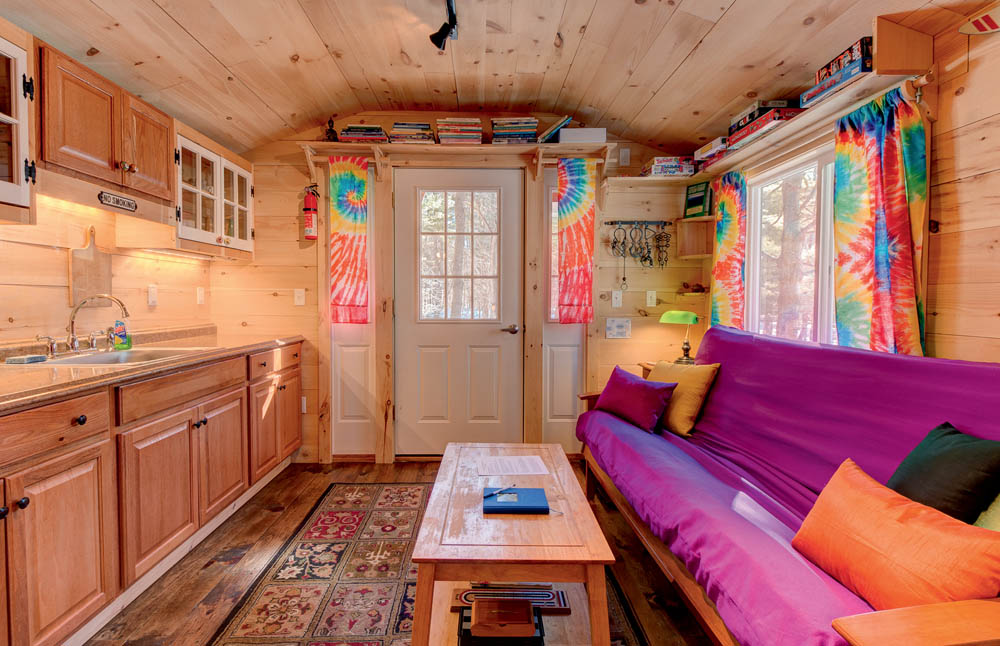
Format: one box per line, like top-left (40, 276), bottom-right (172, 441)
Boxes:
top-left (478, 455), bottom-right (549, 476)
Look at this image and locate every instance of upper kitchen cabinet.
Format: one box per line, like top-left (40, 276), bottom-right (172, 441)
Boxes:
top-left (40, 45), bottom-right (173, 201)
top-left (0, 15), bottom-right (36, 223)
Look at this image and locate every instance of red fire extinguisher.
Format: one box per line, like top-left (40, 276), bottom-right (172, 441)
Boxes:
top-left (303, 184), bottom-right (319, 240)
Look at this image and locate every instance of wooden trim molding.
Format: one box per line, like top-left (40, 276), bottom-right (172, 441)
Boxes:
top-left (317, 168), bottom-right (333, 464)
top-left (523, 170), bottom-right (545, 443)
top-left (373, 167), bottom-right (395, 463)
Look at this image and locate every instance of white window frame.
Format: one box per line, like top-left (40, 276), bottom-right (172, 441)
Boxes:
top-left (546, 184), bottom-right (559, 322)
top-left (0, 35), bottom-right (29, 208)
top-left (221, 159), bottom-right (253, 252)
top-left (745, 143), bottom-right (837, 344)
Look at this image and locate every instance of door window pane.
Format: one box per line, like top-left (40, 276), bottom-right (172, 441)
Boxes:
top-left (417, 189), bottom-right (500, 321)
top-left (238, 174), bottom-right (248, 207)
top-left (757, 166), bottom-right (817, 341)
top-left (0, 122), bottom-right (12, 183)
top-left (238, 208), bottom-right (248, 240)
top-left (181, 148), bottom-right (197, 187)
top-left (224, 168), bottom-right (234, 202)
top-left (224, 203), bottom-right (235, 237)
top-left (181, 189), bottom-right (197, 227)
top-left (200, 157), bottom-right (215, 194)
top-left (201, 196), bottom-right (216, 232)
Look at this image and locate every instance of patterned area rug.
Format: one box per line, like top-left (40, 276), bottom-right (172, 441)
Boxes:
top-left (209, 483), bottom-right (646, 646)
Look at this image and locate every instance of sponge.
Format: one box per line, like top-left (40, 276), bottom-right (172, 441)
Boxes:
top-left (5, 354), bottom-right (48, 364)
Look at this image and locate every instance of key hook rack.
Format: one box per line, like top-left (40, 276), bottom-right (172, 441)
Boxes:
top-left (605, 219), bottom-right (672, 291)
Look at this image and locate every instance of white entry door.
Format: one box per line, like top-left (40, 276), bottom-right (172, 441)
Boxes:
top-left (394, 169), bottom-right (523, 455)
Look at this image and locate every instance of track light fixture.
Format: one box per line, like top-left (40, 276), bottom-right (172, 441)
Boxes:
top-left (430, 0), bottom-right (457, 51)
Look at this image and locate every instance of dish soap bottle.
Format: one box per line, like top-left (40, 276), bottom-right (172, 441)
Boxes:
top-left (112, 319), bottom-right (132, 350)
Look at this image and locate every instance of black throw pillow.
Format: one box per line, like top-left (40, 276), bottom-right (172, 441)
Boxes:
top-left (887, 422), bottom-right (1000, 524)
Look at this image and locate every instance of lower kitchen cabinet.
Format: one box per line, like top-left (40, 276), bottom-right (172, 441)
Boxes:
top-left (197, 388), bottom-right (248, 524)
top-left (277, 369), bottom-right (302, 460)
top-left (118, 409), bottom-right (199, 585)
top-left (249, 378), bottom-right (280, 484)
top-left (1, 481), bottom-right (8, 646)
top-left (5, 440), bottom-right (118, 646)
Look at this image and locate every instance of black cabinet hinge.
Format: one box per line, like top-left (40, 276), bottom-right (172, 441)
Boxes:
top-left (250, 185), bottom-right (254, 197)
top-left (250, 227), bottom-right (255, 240)
top-left (174, 148), bottom-right (180, 164)
top-left (22, 74), bottom-right (34, 100)
top-left (23, 159), bottom-right (36, 184)
top-left (175, 206), bottom-right (181, 222)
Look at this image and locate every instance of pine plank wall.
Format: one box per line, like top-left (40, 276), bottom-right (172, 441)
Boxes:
top-left (926, 24), bottom-right (1000, 361)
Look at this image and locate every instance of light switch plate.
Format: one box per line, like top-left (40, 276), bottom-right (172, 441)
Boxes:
top-left (147, 284), bottom-right (158, 307)
top-left (619, 146), bottom-right (631, 166)
top-left (605, 318), bottom-right (631, 339)
top-left (611, 290), bottom-right (623, 308)
top-left (646, 290), bottom-right (658, 307)
top-left (196, 287), bottom-right (205, 305)
top-left (294, 288), bottom-right (306, 306)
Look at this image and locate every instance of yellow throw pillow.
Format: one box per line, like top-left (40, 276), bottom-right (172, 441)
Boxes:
top-left (646, 361), bottom-right (720, 436)
top-left (976, 495), bottom-right (1000, 531)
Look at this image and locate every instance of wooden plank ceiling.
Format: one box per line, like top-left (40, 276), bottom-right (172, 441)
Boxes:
top-left (0, 0), bottom-right (986, 154)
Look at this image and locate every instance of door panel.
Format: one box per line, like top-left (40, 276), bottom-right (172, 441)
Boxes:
top-left (0, 480), bottom-right (8, 646)
top-left (198, 388), bottom-right (248, 524)
top-left (119, 409), bottom-right (199, 585)
top-left (122, 93), bottom-right (173, 200)
top-left (249, 378), bottom-right (279, 484)
top-left (542, 170), bottom-right (585, 452)
top-left (41, 47), bottom-right (121, 184)
top-left (395, 169), bottom-right (523, 454)
top-left (6, 440), bottom-right (118, 646)
top-left (277, 369), bottom-right (302, 460)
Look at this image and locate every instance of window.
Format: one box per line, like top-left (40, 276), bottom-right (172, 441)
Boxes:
top-left (0, 35), bottom-right (29, 208)
top-left (418, 189), bottom-right (500, 320)
top-left (746, 147), bottom-right (837, 343)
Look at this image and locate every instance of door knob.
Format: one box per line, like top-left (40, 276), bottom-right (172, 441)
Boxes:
top-left (500, 324), bottom-right (519, 334)
top-left (15, 497), bottom-right (29, 510)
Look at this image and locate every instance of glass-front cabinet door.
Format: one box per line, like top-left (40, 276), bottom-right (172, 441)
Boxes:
top-left (177, 136), bottom-right (221, 246)
top-left (0, 35), bottom-right (29, 208)
top-left (222, 160), bottom-right (253, 251)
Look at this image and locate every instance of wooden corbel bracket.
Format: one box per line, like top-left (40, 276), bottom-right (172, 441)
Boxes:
top-left (531, 147), bottom-right (543, 180)
top-left (301, 144), bottom-right (319, 185)
top-left (372, 145), bottom-right (390, 180)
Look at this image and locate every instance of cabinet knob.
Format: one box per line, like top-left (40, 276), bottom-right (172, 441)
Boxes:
top-left (15, 497), bottom-right (29, 510)
top-left (118, 161), bottom-right (131, 172)
top-left (201, 417), bottom-right (208, 426)
top-left (193, 420), bottom-right (202, 428)
top-left (259, 361), bottom-right (267, 367)
top-left (75, 414), bottom-right (88, 426)
top-left (293, 353), bottom-right (299, 358)
top-left (0, 506), bottom-right (8, 520)
top-left (129, 165), bottom-right (138, 174)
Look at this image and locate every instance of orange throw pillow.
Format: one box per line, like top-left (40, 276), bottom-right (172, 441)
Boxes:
top-left (792, 459), bottom-right (1000, 611)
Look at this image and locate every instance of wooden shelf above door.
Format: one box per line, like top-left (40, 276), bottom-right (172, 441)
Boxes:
top-left (297, 141), bottom-right (616, 183)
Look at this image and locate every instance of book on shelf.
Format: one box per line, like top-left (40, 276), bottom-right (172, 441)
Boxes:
top-left (538, 115), bottom-right (571, 143)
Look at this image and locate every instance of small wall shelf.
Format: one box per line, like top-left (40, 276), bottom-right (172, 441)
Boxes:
top-left (676, 216), bottom-right (715, 260)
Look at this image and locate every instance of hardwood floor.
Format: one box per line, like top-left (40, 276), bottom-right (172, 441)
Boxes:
top-left (85, 460), bottom-right (710, 646)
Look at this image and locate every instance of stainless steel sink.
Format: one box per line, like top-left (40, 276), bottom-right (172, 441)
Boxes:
top-left (45, 347), bottom-right (214, 366)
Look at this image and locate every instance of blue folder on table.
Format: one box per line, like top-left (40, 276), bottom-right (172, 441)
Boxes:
top-left (482, 487), bottom-right (549, 514)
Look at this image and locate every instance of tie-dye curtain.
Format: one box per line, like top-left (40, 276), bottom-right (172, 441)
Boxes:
top-left (557, 158), bottom-right (596, 323)
top-left (833, 88), bottom-right (928, 355)
top-left (710, 171), bottom-right (748, 328)
top-left (329, 156), bottom-right (369, 323)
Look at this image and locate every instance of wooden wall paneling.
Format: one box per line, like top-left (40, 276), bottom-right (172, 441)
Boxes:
top-left (373, 167), bottom-right (394, 463)
top-left (522, 169), bottom-right (544, 443)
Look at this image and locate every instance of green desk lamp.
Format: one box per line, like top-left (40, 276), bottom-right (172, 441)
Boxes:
top-left (660, 310), bottom-right (699, 364)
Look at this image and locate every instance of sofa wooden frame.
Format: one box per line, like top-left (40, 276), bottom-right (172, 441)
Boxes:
top-left (579, 392), bottom-right (740, 646)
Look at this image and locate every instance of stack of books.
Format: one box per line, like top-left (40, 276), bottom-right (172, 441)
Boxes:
top-left (388, 121), bottom-right (434, 143)
top-left (338, 124), bottom-right (389, 143)
top-left (491, 117), bottom-right (538, 144)
top-left (437, 117), bottom-right (483, 144)
top-left (640, 156), bottom-right (695, 177)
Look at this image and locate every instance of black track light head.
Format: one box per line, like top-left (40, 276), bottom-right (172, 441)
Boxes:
top-left (429, 0), bottom-right (457, 51)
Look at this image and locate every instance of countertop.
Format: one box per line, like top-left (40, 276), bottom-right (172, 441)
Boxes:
top-left (0, 335), bottom-right (305, 415)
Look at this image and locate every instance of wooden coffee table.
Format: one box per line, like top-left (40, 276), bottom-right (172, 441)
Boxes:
top-left (411, 443), bottom-right (615, 646)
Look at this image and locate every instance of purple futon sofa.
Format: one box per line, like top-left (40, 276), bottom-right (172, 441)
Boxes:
top-left (576, 326), bottom-right (1000, 646)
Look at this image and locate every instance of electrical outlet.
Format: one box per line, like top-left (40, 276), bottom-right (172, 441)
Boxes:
top-left (147, 284), bottom-right (158, 307)
top-left (612, 290), bottom-right (623, 308)
top-left (294, 288), bottom-right (306, 306)
top-left (301, 396), bottom-right (307, 414)
top-left (196, 287), bottom-right (205, 305)
top-left (619, 146), bottom-right (631, 166)
top-left (646, 290), bottom-right (658, 307)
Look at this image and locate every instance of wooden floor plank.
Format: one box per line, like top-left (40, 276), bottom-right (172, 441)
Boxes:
top-left (84, 460), bottom-right (710, 646)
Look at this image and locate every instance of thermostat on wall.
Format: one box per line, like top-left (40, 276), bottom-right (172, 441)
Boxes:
top-left (605, 318), bottom-right (631, 339)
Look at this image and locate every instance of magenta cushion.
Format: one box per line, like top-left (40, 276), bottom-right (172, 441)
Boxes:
top-left (596, 366), bottom-right (677, 432)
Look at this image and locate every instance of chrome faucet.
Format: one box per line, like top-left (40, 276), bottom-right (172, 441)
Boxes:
top-left (67, 294), bottom-right (130, 352)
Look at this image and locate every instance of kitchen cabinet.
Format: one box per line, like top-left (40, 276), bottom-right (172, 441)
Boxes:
top-left (122, 93), bottom-right (174, 200)
top-left (118, 409), bottom-right (199, 585)
top-left (249, 378), bottom-right (280, 485)
top-left (278, 369), bottom-right (302, 460)
top-left (197, 387), bottom-right (248, 524)
top-left (0, 481), bottom-right (8, 646)
top-left (0, 16), bottom-right (35, 216)
top-left (177, 134), bottom-right (253, 251)
top-left (40, 45), bottom-right (173, 201)
top-left (5, 440), bottom-right (118, 646)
